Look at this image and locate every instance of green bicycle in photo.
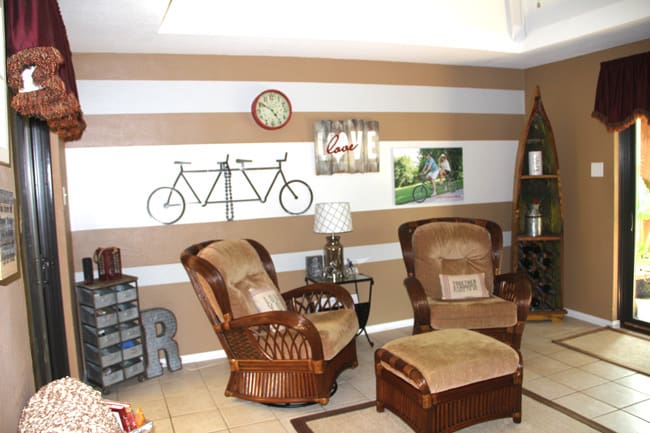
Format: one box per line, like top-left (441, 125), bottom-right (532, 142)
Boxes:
top-left (412, 175), bottom-right (437, 203)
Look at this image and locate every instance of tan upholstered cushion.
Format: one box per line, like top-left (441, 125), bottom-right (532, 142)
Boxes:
top-left (381, 329), bottom-right (520, 393)
top-left (412, 222), bottom-right (495, 299)
top-left (198, 240), bottom-right (279, 318)
top-left (428, 295), bottom-right (517, 329)
top-left (305, 309), bottom-right (358, 360)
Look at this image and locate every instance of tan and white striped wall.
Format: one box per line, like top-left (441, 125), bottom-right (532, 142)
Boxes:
top-left (68, 54), bottom-right (524, 360)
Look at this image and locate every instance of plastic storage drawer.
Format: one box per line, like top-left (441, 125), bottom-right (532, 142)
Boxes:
top-left (119, 322), bottom-right (141, 340)
top-left (84, 343), bottom-right (122, 368)
top-left (80, 305), bottom-right (117, 328)
top-left (117, 302), bottom-right (139, 322)
top-left (83, 324), bottom-right (120, 348)
top-left (78, 287), bottom-right (117, 309)
top-left (86, 362), bottom-right (124, 387)
top-left (115, 284), bottom-right (138, 303)
top-left (123, 357), bottom-right (145, 379)
top-left (122, 342), bottom-right (143, 361)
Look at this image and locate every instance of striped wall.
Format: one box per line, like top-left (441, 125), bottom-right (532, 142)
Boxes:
top-left (69, 54), bottom-right (525, 357)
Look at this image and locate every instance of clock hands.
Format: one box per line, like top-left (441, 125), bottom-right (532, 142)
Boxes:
top-left (259, 102), bottom-right (281, 120)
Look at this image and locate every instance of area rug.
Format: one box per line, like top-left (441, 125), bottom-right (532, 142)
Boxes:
top-left (291, 390), bottom-right (613, 433)
top-left (553, 327), bottom-right (650, 375)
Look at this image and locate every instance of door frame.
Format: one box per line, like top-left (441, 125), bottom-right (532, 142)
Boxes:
top-left (618, 122), bottom-right (650, 334)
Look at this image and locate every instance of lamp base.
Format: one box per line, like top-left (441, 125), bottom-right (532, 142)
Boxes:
top-left (323, 235), bottom-right (344, 281)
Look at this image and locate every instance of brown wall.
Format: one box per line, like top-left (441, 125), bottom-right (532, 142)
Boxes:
top-left (68, 54), bottom-right (522, 358)
top-left (524, 39), bottom-right (650, 320)
top-left (0, 143), bottom-right (34, 431)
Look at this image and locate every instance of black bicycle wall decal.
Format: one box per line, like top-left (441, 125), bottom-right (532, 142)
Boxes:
top-left (147, 153), bottom-right (313, 224)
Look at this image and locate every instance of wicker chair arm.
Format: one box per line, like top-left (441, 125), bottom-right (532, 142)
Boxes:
top-left (225, 310), bottom-right (325, 360)
top-left (375, 348), bottom-right (429, 392)
top-left (283, 283), bottom-right (355, 313)
top-left (403, 276), bottom-right (431, 331)
top-left (494, 272), bottom-right (532, 323)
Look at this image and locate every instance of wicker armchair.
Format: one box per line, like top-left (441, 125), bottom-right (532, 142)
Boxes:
top-left (398, 217), bottom-right (532, 349)
top-left (180, 239), bottom-right (358, 405)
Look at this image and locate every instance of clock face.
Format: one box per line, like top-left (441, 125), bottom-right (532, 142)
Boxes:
top-left (252, 89), bottom-right (292, 130)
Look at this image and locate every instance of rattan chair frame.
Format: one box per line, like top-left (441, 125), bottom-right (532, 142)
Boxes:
top-left (181, 239), bottom-right (358, 405)
top-left (398, 217), bottom-right (532, 349)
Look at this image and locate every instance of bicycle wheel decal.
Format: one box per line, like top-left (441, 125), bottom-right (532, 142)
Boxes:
top-left (147, 187), bottom-right (185, 224)
top-left (279, 180), bottom-right (313, 215)
top-left (412, 185), bottom-right (428, 203)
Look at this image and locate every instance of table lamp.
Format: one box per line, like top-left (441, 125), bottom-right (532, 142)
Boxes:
top-left (313, 202), bottom-right (353, 281)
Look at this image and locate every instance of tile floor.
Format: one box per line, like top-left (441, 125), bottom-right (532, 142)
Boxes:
top-left (108, 317), bottom-right (650, 433)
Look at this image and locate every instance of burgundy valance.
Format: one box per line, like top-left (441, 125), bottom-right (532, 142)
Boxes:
top-left (5, 0), bottom-right (85, 141)
top-left (592, 51), bottom-right (650, 133)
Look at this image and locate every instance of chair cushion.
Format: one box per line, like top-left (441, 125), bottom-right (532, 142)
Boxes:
top-left (412, 222), bottom-right (495, 299)
top-left (305, 309), bottom-right (358, 360)
top-left (381, 329), bottom-right (520, 393)
top-left (428, 295), bottom-right (517, 329)
top-left (198, 240), bottom-right (279, 318)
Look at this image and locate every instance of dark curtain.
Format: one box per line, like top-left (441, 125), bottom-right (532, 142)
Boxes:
top-left (592, 51), bottom-right (650, 133)
top-left (5, 0), bottom-right (85, 141)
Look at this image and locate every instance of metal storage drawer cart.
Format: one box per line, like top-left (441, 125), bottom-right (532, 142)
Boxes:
top-left (76, 274), bottom-right (145, 392)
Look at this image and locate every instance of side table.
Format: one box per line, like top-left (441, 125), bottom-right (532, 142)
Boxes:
top-left (305, 273), bottom-right (374, 346)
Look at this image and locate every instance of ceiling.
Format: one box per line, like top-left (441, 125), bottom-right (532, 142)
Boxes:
top-left (58, 0), bottom-right (650, 69)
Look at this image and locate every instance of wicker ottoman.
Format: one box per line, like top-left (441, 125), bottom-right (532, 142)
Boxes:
top-left (375, 329), bottom-right (522, 433)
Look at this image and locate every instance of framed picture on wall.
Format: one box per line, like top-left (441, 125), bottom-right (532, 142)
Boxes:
top-left (392, 146), bottom-right (464, 206)
top-left (0, 189), bottom-right (18, 282)
top-left (305, 255), bottom-right (324, 279)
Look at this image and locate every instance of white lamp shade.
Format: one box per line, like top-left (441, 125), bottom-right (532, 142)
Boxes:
top-left (313, 202), bottom-right (353, 234)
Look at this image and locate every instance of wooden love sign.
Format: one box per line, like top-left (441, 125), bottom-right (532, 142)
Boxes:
top-left (314, 119), bottom-right (380, 175)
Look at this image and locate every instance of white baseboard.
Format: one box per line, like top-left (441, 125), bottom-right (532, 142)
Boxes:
top-left (565, 308), bottom-right (620, 328)
top-left (167, 312), bottom-right (621, 367)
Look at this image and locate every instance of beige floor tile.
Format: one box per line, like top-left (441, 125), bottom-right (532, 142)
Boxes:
top-left (520, 340), bottom-right (564, 355)
top-left (554, 392), bottom-right (617, 419)
top-left (219, 400), bottom-right (277, 428)
top-left (160, 378), bottom-right (208, 398)
top-left (105, 320), bottom-right (649, 433)
top-left (623, 399), bottom-right (650, 422)
top-left (171, 409), bottom-right (228, 433)
top-left (595, 410), bottom-right (650, 433)
top-left (349, 376), bottom-right (377, 400)
top-left (583, 382), bottom-right (650, 408)
top-left (113, 377), bottom-right (163, 402)
top-left (321, 382), bottom-right (369, 410)
top-left (150, 418), bottom-right (173, 433)
top-left (229, 419), bottom-right (290, 433)
top-left (524, 355), bottom-right (572, 377)
top-left (269, 401), bottom-right (324, 423)
top-left (165, 389), bottom-right (217, 416)
top-left (580, 360), bottom-right (636, 381)
top-left (130, 398), bottom-right (169, 422)
top-left (524, 377), bottom-right (576, 400)
top-left (547, 367), bottom-right (609, 391)
top-left (546, 348), bottom-right (599, 367)
top-left (615, 373), bottom-right (650, 393)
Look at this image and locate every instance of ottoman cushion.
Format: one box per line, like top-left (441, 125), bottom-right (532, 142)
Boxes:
top-left (381, 329), bottom-right (520, 393)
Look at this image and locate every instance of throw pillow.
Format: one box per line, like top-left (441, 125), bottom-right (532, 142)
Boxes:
top-left (439, 273), bottom-right (490, 300)
top-left (248, 287), bottom-right (288, 312)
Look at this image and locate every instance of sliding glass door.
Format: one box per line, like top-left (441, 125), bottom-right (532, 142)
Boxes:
top-left (620, 119), bottom-right (650, 334)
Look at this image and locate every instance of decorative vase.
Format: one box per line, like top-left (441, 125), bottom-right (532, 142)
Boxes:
top-left (526, 203), bottom-right (542, 237)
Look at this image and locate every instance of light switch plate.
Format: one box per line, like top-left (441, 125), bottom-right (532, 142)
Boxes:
top-left (591, 162), bottom-right (604, 177)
